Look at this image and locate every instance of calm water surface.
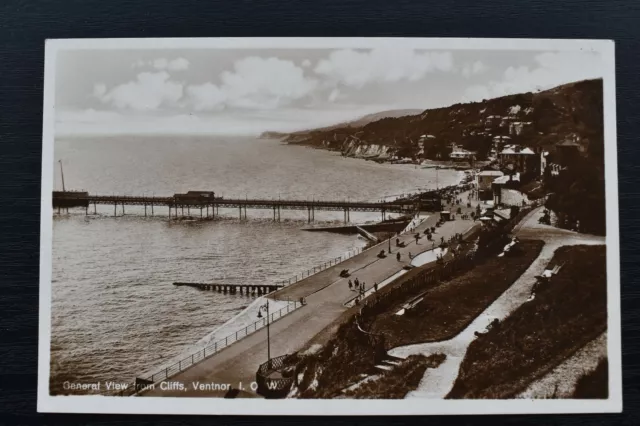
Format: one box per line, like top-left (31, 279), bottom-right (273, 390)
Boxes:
top-left (50, 136), bottom-right (461, 393)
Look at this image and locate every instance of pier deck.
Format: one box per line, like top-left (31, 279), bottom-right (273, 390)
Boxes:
top-left (52, 191), bottom-right (442, 222)
top-left (141, 192), bottom-right (478, 398)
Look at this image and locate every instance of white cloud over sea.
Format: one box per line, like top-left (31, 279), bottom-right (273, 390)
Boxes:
top-left (314, 48), bottom-right (454, 88)
top-left (94, 71), bottom-right (184, 111)
top-left (187, 56), bottom-right (319, 111)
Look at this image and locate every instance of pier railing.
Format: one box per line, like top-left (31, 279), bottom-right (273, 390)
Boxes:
top-left (119, 300), bottom-right (304, 396)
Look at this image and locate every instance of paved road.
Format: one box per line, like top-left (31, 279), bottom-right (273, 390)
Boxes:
top-left (142, 193), bottom-right (479, 398)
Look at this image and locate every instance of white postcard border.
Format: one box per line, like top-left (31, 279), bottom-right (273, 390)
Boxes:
top-left (38, 37), bottom-right (621, 415)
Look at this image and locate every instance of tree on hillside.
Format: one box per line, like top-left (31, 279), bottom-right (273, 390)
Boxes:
top-left (544, 155), bottom-right (605, 235)
top-left (464, 134), bottom-right (493, 160)
top-left (395, 138), bottom-right (418, 159)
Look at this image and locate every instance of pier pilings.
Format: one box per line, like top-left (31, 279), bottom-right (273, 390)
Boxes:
top-left (172, 282), bottom-right (282, 296)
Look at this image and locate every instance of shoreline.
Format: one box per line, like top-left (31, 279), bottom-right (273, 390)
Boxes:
top-left (281, 138), bottom-right (486, 171)
top-left (133, 166), bottom-right (472, 385)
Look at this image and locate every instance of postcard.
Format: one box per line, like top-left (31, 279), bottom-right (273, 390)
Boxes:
top-left (38, 37), bottom-right (621, 414)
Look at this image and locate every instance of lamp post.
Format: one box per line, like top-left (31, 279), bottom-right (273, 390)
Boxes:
top-left (257, 299), bottom-right (271, 367)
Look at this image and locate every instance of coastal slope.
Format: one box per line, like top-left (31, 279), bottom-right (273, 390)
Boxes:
top-left (259, 109), bottom-right (422, 140)
top-left (273, 79), bottom-right (603, 163)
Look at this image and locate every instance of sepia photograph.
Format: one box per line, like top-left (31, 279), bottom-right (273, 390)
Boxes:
top-left (38, 37), bottom-right (620, 415)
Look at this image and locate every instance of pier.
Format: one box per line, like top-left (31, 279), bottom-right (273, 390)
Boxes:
top-left (52, 190), bottom-right (441, 222)
top-left (173, 282), bottom-right (282, 296)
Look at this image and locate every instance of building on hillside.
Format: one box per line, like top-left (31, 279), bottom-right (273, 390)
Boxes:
top-left (419, 134), bottom-right (436, 143)
top-left (499, 144), bottom-right (537, 174)
top-left (492, 135), bottom-right (511, 147)
top-left (540, 150), bottom-right (549, 177)
top-left (489, 135), bottom-right (512, 159)
top-left (491, 173), bottom-right (521, 205)
top-left (449, 144), bottom-right (476, 161)
top-left (547, 163), bottom-right (564, 176)
top-left (485, 115), bottom-right (502, 126)
top-left (476, 170), bottom-right (504, 200)
top-left (508, 121), bottom-right (532, 136)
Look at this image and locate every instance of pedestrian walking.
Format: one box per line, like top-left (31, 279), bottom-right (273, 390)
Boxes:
top-left (374, 282), bottom-right (378, 292)
top-left (348, 279), bottom-right (353, 290)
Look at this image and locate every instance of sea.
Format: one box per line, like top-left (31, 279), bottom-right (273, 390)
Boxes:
top-left (50, 135), bottom-right (461, 393)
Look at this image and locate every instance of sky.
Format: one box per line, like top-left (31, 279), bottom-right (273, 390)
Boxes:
top-left (54, 46), bottom-right (606, 136)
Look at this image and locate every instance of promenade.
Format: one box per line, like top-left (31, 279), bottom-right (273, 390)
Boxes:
top-left (142, 193), bottom-right (479, 398)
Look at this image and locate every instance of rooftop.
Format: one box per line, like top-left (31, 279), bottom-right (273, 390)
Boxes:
top-left (500, 144), bottom-right (535, 155)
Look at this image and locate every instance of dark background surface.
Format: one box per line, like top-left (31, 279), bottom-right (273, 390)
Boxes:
top-left (0, 0), bottom-right (638, 424)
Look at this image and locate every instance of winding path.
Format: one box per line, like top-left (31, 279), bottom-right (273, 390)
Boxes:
top-left (388, 207), bottom-right (605, 399)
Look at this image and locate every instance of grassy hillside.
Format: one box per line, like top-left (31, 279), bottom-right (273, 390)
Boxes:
top-left (447, 245), bottom-right (607, 399)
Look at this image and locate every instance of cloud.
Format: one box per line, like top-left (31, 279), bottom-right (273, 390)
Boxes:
top-left (153, 58), bottom-right (169, 69)
top-left (461, 60), bottom-right (487, 77)
top-left (314, 48), bottom-right (454, 88)
top-left (155, 57), bottom-right (190, 71)
top-left (186, 56), bottom-right (317, 110)
top-left (57, 108), bottom-right (121, 124)
top-left (132, 58), bottom-right (190, 71)
top-left (328, 88), bottom-right (340, 102)
top-left (462, 51), bottom-right (604, 102)
top-left (186, 83), bottom-right (226, 111)
top-left (93, 83), bottom-right (107, 98)
top-left (95, 71), bottom-right (184, 111)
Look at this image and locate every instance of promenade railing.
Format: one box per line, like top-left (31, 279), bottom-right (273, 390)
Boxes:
top-left (276, 247), bottom-right (365, 288)
top-left (255, 354), bottom-right (298, 398)
top-left (273, 184), bottom-right (478, 289)
top-left (117, 300), bottom-right (304, 396)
